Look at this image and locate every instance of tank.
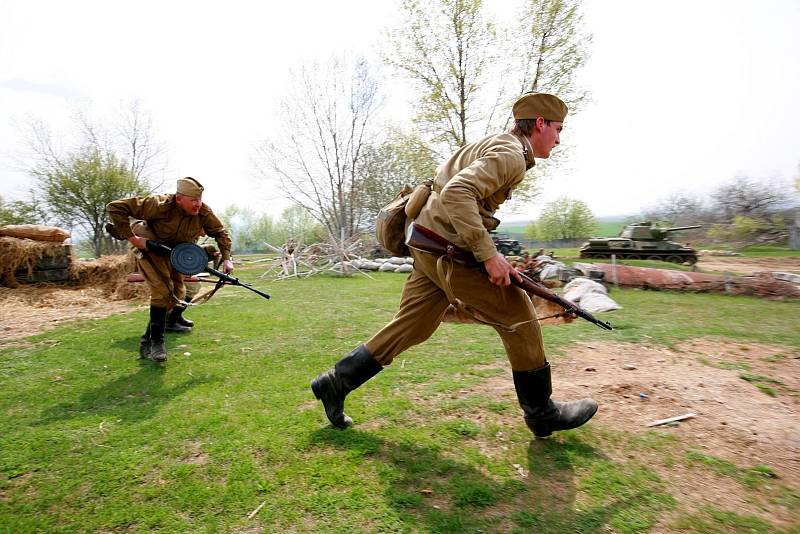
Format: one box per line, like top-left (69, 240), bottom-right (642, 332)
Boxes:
top-left (579, 222), bottom-right (701, 264)
top-left (491, 232), bottom-right (522, 256)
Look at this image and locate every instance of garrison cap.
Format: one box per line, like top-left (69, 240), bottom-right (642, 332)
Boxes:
top-left (512, 93), bottom-right (568, 122)
top-left (176, 177), bottom-right (204, 197)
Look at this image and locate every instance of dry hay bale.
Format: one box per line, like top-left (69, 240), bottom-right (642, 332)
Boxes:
top-left (70, 252), bottom-right (149, 301)
top-left (0, 236), bottom-right (73, 288)
top-left (0, 224), bottom-right (70, 242)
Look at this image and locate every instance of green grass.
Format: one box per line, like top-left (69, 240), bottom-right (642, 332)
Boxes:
top-left (1, 269), bottom-right (799, 532)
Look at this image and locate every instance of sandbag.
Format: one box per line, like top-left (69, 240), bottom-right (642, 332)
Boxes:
top-left (578, 292), bottom-right (622, 313)
top-left (0, 224), bottom-right (70, 242)
top-left (563, 277), bottom-right (608, 302)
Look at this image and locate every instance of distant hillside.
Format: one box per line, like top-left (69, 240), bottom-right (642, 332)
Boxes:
top-left (497, 216), bottom-right (630, 239)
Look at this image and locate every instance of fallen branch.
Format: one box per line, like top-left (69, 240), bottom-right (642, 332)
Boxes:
top-left (646, 413), bottom-right (696, 427)
top-left (247, 500), bottom-right (266, 520)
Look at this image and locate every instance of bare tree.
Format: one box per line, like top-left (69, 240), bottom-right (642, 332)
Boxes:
top-left (14, 101), bottom-right (164, 255)
top-left (254, 56), bottom-right (381, 241)
top-left (76, 100), bottom-right (167, 190)
top-left (710, 175), bottom-right (794, 219)
top-left (642, 193), bottom-right (707, 226)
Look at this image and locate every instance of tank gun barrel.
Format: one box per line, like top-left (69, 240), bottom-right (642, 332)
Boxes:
top-left (663, 225), bottom-right (702, 232)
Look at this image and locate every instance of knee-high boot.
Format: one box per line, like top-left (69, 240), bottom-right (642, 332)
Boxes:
top-left (513, 362), bottom-right (598, 438)
top-left (148, 306), bottom-right (168, 362)
top-left (139, 322), bottom-right (151, 359)
top-left (310, 344), bottom-right (382, 429)
top-left (166, 301), bottom-right (193, 332)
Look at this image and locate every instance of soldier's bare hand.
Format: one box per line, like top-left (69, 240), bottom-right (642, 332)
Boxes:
top-left (484, 254), bottom-right (522, 287)
top-left (222, 259), bottom-right (234, 274)
top-left (128, 236), bottom-right (148, 250)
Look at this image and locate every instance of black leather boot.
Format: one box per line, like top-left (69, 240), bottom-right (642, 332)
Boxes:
top-left (166, 303), bottom-right (192, 332)
top-left (139, 322), bottom-right (151, 359)
top-left (310, 344), bottom-right (382, 428)
top-left (513, 362), bottom-right (598, 438)
top-left (148, 306), bottom-right (168, 362)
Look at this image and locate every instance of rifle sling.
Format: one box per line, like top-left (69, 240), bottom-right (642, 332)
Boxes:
top-left (435, 255), bottom-right (540, 332)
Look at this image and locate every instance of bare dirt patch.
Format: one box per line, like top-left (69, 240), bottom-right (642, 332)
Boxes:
top-left (696, 255), bottom-right (800, 275)
top-left (406, 338), bottom-right (800, 528)
top-left (560, 339), bottom-right (799, 483)
top-left (0, 285), bottom-right (145, 346)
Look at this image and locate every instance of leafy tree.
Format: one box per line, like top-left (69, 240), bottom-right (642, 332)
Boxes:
top-left (216, 204), bottom-right (326, 253)
top-left (359, 128), bottom-right (439, 225)
top-left (385, 0), bottom-right (496, 153)
top-left (14, 101), bottom-right (166, 255)
top-left (21, 101), bottom-right (166, 193)
top-left (385, 0), bottom-right (591, 201)
top-left (33, 147), bottom-right (148, 256)
top-left (217, 205), bottom-right (275, 253)
top-left (254, 56), bottom-right (380, 242)
top-left (0, 196), bottom-right (46, 225)
top-left (501, 0), bottom-right (591, 128)
top-left (707, 214), bottom-right (788, 248)
top-left (274, 204), bottom-right (327, 246)
top-left (529, 196), bottom-right (596, 240)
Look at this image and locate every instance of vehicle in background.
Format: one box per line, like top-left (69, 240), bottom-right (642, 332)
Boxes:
top-left (491, 231), bottom-right (522, 256)
top-left (578, 222), bottom-right (701, 264)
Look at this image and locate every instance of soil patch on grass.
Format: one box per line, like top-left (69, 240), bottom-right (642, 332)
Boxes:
top-left (696, 255), bottom-right (800, 275)
top-left (0, 285), bottom-right (144, 346)
top-left (407, 338), bottom-right (799, 529)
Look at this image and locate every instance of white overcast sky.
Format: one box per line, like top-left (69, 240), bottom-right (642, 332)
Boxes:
top-left (1, 0), bottom-right (799, 221)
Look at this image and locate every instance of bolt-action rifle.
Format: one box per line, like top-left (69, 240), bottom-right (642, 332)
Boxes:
top-left (405, 223), bottom-right (612, 331)
top-left (145, 240), bottom-right (271, 300)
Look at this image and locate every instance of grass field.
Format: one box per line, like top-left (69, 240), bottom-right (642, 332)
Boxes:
top-left (1, 267), bottom-right (799, 533)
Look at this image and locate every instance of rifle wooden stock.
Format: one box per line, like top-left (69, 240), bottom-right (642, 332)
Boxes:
top-left (405, 223), bottom-right (612, 331)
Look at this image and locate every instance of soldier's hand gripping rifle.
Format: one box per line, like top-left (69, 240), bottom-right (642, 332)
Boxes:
top-left (405, 223), bottom-right (612, 331)
top-left (146, 241), bottom-right (270, 300)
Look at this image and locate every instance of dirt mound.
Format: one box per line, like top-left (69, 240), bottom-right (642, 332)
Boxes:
top-left (697, 255), bottom-right (800, 275)
top-left (0, 252), bottom-right (149, 345)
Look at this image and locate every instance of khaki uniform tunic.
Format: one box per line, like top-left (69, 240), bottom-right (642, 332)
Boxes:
top-left (107, 194), bottom-right (232, 308)
top-left (366, 133), bottom-right (546, 371)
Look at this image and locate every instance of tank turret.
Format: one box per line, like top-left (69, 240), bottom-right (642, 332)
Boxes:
top-left (579, 221), bottom-right (702, 264)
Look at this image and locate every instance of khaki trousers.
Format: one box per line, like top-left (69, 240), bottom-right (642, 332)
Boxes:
top-left (365, 250), bottom-right (546, 371)
top-left (136, 251), bottom-right (185, 308)
top-left (130, 219), bottom-right (185, 308)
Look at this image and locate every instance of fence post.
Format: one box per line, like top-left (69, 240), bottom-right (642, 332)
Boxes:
top-left (611, 254), bottom-right (618, 288)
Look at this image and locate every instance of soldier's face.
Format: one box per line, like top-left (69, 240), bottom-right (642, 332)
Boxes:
top-left (176, 193), bottom-right (202, 215)
top-left (531, 119), bottom-right (562, 159)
